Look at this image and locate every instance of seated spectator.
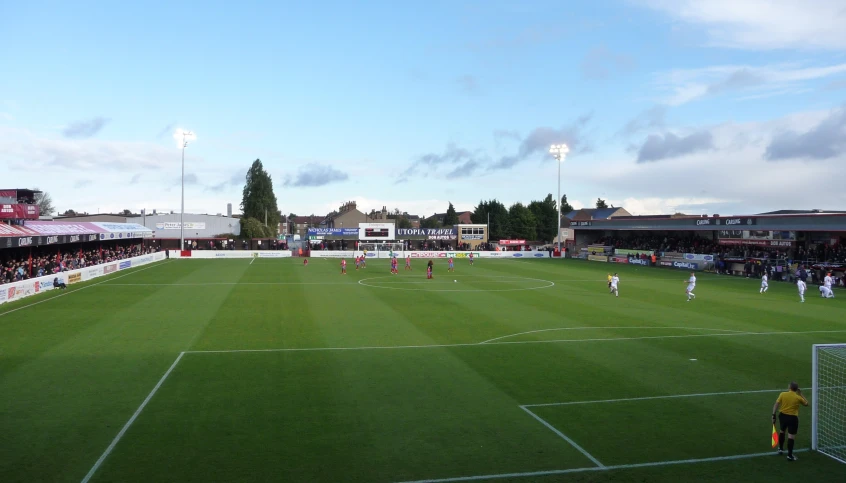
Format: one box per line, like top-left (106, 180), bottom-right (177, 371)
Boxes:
top-left (54, 276), bottom-right (67, 289)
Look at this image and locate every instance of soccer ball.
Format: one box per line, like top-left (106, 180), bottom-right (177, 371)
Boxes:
top-left (454, 280), bottom-right (457, 283)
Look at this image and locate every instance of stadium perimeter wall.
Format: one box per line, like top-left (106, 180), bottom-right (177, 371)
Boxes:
top-left (309, 250), bottom-right (550, 259)
top-left (0, 252), bottom-right (167, 306)
top-left (169, 250), bottom-right (292, 259)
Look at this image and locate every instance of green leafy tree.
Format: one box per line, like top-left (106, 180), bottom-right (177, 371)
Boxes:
top-left (560, 194), bottom-right (574, 216)
top-left (33, 188), bottom-right (54, 216)
top-left (595, 198), bottom-right (608, 209)
top-left (421, 216), bottom-right (441, 229)
top-left (61, 209), bottom-right (77, 217)
top-left (241, 159), bottom-right (279, 236)
top-left (240, 217), bottom-right (265, 239)
top-left (397, 216), bottom-right (413, 229)
top-left (529, 194), bottom-right (557, 243)
top-left (508, 202), bottom-right (538, 240)
top-left (443, 202), bottom-right (459, 226)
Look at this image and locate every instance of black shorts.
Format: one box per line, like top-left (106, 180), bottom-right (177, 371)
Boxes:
top-left (608, 281), bottom-right (612, 287)
top-left (779, 413), bottom-right (799, 435)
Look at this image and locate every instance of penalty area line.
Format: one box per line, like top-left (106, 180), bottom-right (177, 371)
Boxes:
top-left (80, 351), bottom-right (185, 483)
top-left (394, 449), bottom-right (810, 483)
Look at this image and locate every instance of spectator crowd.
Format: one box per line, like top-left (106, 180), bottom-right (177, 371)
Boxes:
top-left (1, 242), bottom-right (157, 285)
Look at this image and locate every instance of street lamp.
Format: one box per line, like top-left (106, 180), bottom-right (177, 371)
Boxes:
top-left (179, 130), bottom-right (195, 251)
top-left (549, 143), bottom-right (570, 253)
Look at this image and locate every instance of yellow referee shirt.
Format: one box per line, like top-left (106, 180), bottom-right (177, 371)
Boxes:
top-left (776, 391), bottom-right (808, 416)
top-left (607, 274), bottom-right (612, 282)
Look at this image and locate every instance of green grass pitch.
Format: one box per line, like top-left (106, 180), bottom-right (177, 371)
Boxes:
top-left (1, 257), bottom-right (844, 482)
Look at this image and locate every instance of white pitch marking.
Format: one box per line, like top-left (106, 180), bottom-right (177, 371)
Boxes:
top-left (80, 351), bottom-right (185, 483)
top-left (0, 260), bottom-right (173, 318)
top-left (479, 326), bottom-right (745, 344)
top-left (519, 406), bottom-right (605, 468)
top-left (249, 257), bottom-right (255, 265)
top-left (394, 449), bottom-right (809, 483)
top-left (522, 388), bottom-right (782, 408)
top-left (184, 329), bottom-right (846, 354)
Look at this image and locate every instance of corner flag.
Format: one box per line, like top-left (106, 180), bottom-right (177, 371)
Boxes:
top-left (771, 424), bottom-right (778, 448)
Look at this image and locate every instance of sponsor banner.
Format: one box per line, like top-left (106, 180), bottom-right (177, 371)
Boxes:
top-left (628, 258), bottom-right (650, 266)
top-left (659, 260), bottom-right (673, 267)
top-left (461, 235), bottom-right (485, 240)
top-left (439, 252), bottom-right (481, 259)
top-left (499, 239), bottom-right (527, 246)
top-left (718, 239), bottom-right (794, 247)
top-left (572, 221), bottom-right (592, 227)
top-left (0, 252), bottom-right (165, 306)
top-left (306, 228), bottom-right (360, 237)
top-left (662, 252), bottom-right (683, 258)
top-left (611, 256), bottom-right (629, 263)
top-left (309, 250), bottom-right (359, 258)
top-left (672, 261), bottom-right (700, 270)
top-left (184, 250), bottom-right (293, 259)
top-left (396, 228), bottom-right (457, 240)
top-left (614, 248), bottom-right (653, 256)
top-left (508, 252), bottom-right (550, 258)
top-left (588, 255), bottom-right (608, 262)
top-left (0, 203), bottom-right (40, 219)
top-left (119, 261), bottom-right (132, 270)
top-left (683, 253), bottom-right (714, 262)
top-left (103, 264), bottom-right (118, 274)
top-left (409, 251), bottom-right (439, 258)
top-left (257, 252), bottom-right (288, 258)
top-left (587, 245), bottom-right (612, 255)
top-left (155, 222), bottom-right (207, 230)
top-left (84, 267), bottom-right (103, 281)
top-left (694, 217), bottom-right (756, 226)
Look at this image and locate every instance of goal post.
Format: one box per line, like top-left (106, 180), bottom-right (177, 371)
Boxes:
top-left (812, 343), bottom-right (846, 464)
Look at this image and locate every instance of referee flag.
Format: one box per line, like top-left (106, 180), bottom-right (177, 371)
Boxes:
top-left (771, 424), bottom-right (778, 448)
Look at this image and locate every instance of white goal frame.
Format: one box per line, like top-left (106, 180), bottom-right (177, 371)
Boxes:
top-left (812, 343), bottom-right (846, 465)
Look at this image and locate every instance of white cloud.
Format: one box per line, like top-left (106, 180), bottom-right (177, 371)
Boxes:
top-left (654, 62), bottom-right (846, 105)
top-left (0, 125), bottom-right (182, 171)
top-left (570, 106), bottom-right (846, 215)
top-left (636, 0), bottom-right (846, 50)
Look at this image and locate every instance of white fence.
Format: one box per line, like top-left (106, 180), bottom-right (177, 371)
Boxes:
top-left (0, 252), bottom-right (167, 306)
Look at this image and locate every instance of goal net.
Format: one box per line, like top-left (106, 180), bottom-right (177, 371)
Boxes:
top-left (812, 344), bottom-right (846, 464)
top-left (357, 243), bottom-right (404, 257)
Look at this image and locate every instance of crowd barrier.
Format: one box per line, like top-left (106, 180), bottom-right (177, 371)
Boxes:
top-left (0, 252), bottom-right (167, 306)
top-left (308, 250), bottom-right (551, 259)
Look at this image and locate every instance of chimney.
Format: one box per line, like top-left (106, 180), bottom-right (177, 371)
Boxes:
top-left (227, 203), bottom-right (232, 217)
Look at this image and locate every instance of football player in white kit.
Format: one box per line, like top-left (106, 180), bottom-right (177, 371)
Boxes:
top-left (760, 273), bottom-right (769, 294)
top-left (797, 279), bottom-right (807, 302)
top-left (685, 272), bottom-right (696, 301)
top-left (819, 285), bottom-right (835, 298)
top-left (823, 272), bottom-right (833, 291)
top-left (610, 273), bottom-right (620, 297)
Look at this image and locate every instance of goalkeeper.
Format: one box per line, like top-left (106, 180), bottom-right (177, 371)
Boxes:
top-left (772, 381), bottom-right (808, 461)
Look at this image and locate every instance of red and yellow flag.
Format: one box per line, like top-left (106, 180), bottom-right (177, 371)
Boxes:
top-left (771, 424), bottom-right (779, 448)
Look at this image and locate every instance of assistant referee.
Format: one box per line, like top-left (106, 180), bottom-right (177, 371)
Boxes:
top-left (772, 381), bottom-right (809, 461)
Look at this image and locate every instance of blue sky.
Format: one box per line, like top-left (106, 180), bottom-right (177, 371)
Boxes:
top-left (2, 0), bottom-right (846, 218)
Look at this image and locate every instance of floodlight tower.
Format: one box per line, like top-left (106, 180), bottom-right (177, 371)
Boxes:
top-left (180, 130), bottom-right (195, 251)
top-left (549, 143), bottom-right (570, 253)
